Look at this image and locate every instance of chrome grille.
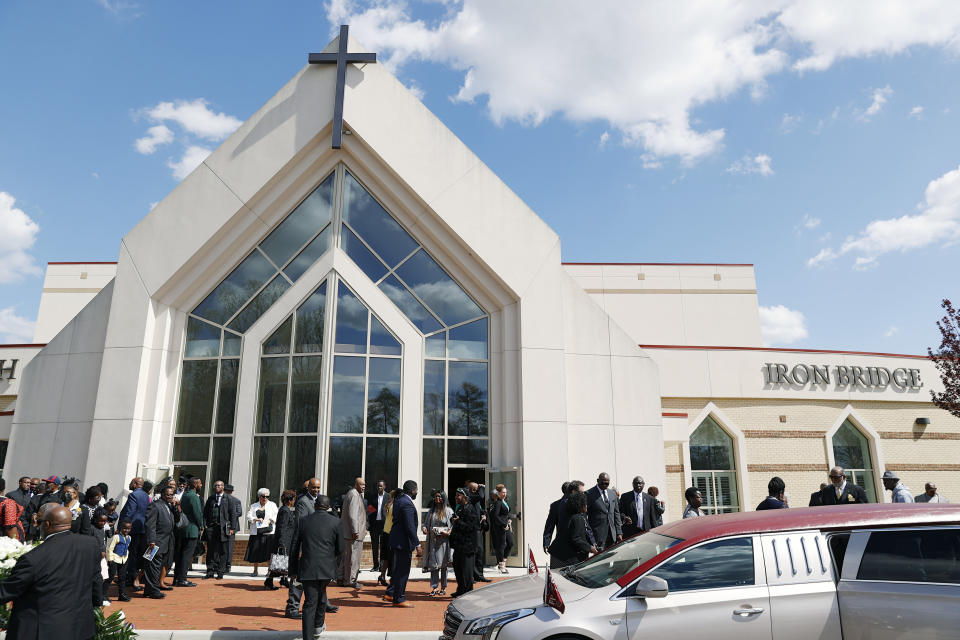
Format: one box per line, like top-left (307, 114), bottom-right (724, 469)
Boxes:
top-left (442, 604), bottom-right (463, 639)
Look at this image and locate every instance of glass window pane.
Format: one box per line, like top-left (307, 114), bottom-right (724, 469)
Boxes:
top-left (175, 360), bottom-right (218, 434)
top-left (341, 224), bottom-right (388, 282)
top-left (173, 437), bottom-right (210, 462)
top-left (263, 316), bottom-right (293, 355)
top-left (833, 421), bottom-right (871, 471)
top-left (448, 438), bottom-right (488, 465)
top-left (448, 361), bottom-right (488, 436)
top-left (690, 416), bottom-right (734, 470)
top-left (367, 358), bottom-right (401, 435)
top-left (174, 464), bottom-right (207, 488)
top-left (365, 438), bottom-right (399, 494)
top-left (223, 331), bottom-right (242, 356)
top-left (252, 436), bottom-right (283, 506)
top-left (259, 173), bottom-right (334, 268)
top-left (650, 538), bottom-right (754, 592)
top-left (327, 436), bottom-right (363, 502)
top-left (396, 250), bottom-right (483, 327)
top-left (859, 530), bottom-right (960, 584)
top-left (341, 172), bottom-right (418, 267)
top-left (193, 250), bottom-right (276, 325)
top-left (185, 317), bottom-right (221, 357)
top-left (227, 275), bottom-right (291, 333)
top-left (334, 284), bottom-right (368, 354)
top-left (369, 315), bottom-right (401, 356)
top-left (423, 360), bottom-right (445, 436)
top-left (425, 332), bottom-right (445, 358)
top-left (713, 471), bottom-right (739, 510)
top-left (285, 436), bottom-right (318, 498)
top-left (330, 356), bottom-right (365, 433)
top-left (449, 319), bottom-right (487, 359)
top-left (257, 358), bottom-right (289, 433)
top-left (289, 356), bottom-right (322, 433)
top-left (295, 282), bottom-right (327, 354)
top-left (215, 359), bottom-right (239, 434)
top-left (284, 224), bottom-right (330, 282)
top-left (211, 437), bottom-right (232, 489)
top-left (379, 275), bottom-right (442, 334)
top-left (422, 439), bottom-right (444, 508)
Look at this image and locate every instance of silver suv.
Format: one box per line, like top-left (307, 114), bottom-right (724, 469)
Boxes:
top-left (442, 503), bottom-right (960, 640)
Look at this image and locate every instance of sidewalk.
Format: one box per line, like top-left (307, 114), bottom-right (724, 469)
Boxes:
top-left (108, 566), bottom-right (520, 637)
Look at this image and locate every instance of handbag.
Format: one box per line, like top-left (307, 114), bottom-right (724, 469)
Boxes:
top-left (269, 546), bottom-right (289, 576)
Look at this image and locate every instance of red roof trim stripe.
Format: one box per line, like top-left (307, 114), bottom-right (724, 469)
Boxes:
top-left (563, 262), bottom-right (754, 267)
top-left (47, 261), bottom-right (117, 265)
top-left (0, 411), bottom-right (13, 417)
top-left (639, 344), bottom-right (930, 360)
top-left (662, 412), bottom-right (688, 417)
top-left (0, 344), bottom-right (46, 349)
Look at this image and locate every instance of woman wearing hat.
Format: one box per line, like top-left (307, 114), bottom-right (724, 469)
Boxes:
top-left (244, 488), bottom-right (278, 577)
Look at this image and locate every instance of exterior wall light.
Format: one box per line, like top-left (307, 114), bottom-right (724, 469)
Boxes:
top-left (916, 417), bottom-right (931, 425)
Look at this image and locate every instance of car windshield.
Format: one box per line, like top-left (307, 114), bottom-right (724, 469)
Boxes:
top-left (560, 533), bottom-right (682, 588)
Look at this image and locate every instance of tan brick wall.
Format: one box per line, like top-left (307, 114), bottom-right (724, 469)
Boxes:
top-left (661, 398), bottom-right (960, 520)
top-left (0, 396), bottom-right (14, 412)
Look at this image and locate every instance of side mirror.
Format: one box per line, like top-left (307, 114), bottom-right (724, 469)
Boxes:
top-left (634, 575), bottom-right (669, 598)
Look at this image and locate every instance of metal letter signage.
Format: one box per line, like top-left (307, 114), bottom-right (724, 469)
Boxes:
top-left (308, 25), bottom-right (377, 149)
top-left (0, 359), bottom-right (18, 381)
top-left (763, 362), bottom-right (922, 390)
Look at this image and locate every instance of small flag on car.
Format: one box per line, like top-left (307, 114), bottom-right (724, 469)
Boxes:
top-left (527, 544), bottom-right (538, 574)
top-left (543, 566), bottom-right (565, 614)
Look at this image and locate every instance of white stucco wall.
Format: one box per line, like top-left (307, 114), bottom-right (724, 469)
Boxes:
top-left (33, 262), bottom-right (117, 343)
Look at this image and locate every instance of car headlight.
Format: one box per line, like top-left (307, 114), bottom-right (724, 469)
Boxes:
top-left (463, 608), bottom-right (535, 639)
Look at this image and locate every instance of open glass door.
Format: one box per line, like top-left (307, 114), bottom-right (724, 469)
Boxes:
top-left (485, 467), bottom-right (524, 567)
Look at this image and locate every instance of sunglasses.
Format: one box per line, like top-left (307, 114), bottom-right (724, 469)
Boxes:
top-left (828, 475), bottom-right (843, 479)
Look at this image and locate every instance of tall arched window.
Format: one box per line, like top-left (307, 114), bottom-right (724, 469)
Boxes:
top-left (832, 419), bottom-right (877, 502)
top-left (690, 416), bottom-right (739, 514)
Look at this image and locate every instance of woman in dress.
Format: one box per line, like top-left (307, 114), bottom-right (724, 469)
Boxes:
top-left (488, 483), bottom-right (514, 574)
top-left (268, 489), bottom-right (297, 590)
top-left (566, 492), bottom-right (593, 564)
top-left (61, 484), bottom-right (92, 535)
top-left (421, 490), bottom-right (453, 596)
top-left (244, 488), bottom-right (278, 578)
top-left (377, 488), bottom-right (403, 587)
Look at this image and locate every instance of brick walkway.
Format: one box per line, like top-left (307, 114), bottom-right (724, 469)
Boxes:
top-left (110, 577), bottom-right (506, 632)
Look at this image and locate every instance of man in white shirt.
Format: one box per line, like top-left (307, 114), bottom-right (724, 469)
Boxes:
top-left (915, 482), bottom-right (949, 503)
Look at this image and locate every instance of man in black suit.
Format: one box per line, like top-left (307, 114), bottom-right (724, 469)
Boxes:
top-left (223, 483), bottom-right (242, 573)
top-left (366, 480), bottom-right (387, 571)
top-left (290, 495), bottom-right (341, 640)
top-left (547, 481), bottom-right (591, 568)
top-left (542, 481), bottom-right (570, 556)
top-left (0, 506), bottom-right (103, 640)
top-left (386, 480), bottom-right (421, 607)
top-left (808, 483), bottom-right (828, 507)
top-left (143, 486), bottom-right (180, 598)
top-left (585, 473), bottom-right (622, 550)
top-left (619, 475), bottom-right (657, 537)
top-left (819, 467), bottom-right (869, 505)
top-left (6, 477), bottom-right (32, 509)
top-left (465, 481), bottom-right (489, 582)
top-left (202, 480), bottom-right (233, 579)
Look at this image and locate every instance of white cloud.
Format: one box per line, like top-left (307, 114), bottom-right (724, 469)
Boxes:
top-left (143, 99), bottom-right (242, 141)
top-left (134, 124), bottom-right (174, 154)
top-left (884, 326), bottom-right (899, 338)
top-left (149, 201), bottom-right (159, 211)
top-left (91, 171), bottom-right (100, 179)
top-left (598, 131), bottom-right (610, 149)
top-left (727, 153), bottom-right (774, 176)
top-left (859, 85), bottom-right (892, 120)
top-left (405, 81), bottom-right (425, 100)
top-left (909, 105), bottom-right (924, 118)
top-left (759, 304), bottom-right (808, 346)
top-left (167, 146), bottom-right (212, 181)
top-left (330, 1), bottom-right (960, 164)
top-left (97, 0), bottom-right (140, 17)
top-left (808, 163), bottom-right (960, 268)
top-left (0, 307), bottom-right (35, 343)
top-left (0, 191), bottom-right (41, 284)
top-left (780, 112), bottom-right (802, 133)
top-left (802, 214), bottom-right (821, 229)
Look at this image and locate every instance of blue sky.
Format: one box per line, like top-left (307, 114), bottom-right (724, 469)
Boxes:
top-left (1, 1), bottom-right (959, 354)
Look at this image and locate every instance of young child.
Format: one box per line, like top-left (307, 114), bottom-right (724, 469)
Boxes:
top-left (104, 499), bottom-right (119, 538)
top-left (92, 510), bottom-right (111, 605)
top-left (107, 519), bottom-right (133, 602)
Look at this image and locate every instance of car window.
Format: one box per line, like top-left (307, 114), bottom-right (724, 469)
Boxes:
top-left (562, 533), bottom-right (682, 588)
top-left (649, 537), bottom-right (754, 592)
top-left (857, 529), bottom-right (960, 584)
top-left (828, 533), bottom-right (850, 578)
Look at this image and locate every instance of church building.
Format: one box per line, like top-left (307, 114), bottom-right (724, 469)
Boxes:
top-left (2, 30), bottom-right (956, 566)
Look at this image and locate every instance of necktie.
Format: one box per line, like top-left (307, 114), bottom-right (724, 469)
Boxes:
top-left (601, 491), bottom-right (608, 507)
top-left (836, 487), bottom-right (841, 499)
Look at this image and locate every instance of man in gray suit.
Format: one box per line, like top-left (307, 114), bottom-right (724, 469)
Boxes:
top-left (143, 486), bottom-right (180, 598)
top-left (290, 495), bottom-right (341, 640)
top-left (585, 472), bottom-right (622, 550)
top-left (337, 477), bottom-right (367, 588)
top-left (296, 478), bottom-right (324, 519)
top-left (287, 477), bottom-right (338, 619)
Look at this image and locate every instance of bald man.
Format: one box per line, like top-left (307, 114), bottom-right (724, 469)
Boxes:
top-left (337, 477), bottom-right (367, 587)
top-left (0, 506), bottom-right (103, 640)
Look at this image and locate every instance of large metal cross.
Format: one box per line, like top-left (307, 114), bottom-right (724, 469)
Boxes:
top-left (308, 25), bottom-right (377, 149)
